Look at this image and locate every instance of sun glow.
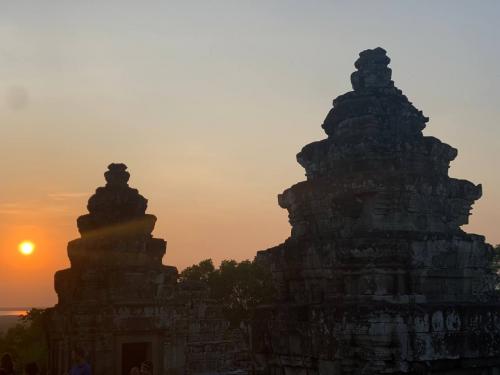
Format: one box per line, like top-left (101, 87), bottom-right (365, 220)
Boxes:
top-left (18, 241), bottom-right (35, 256)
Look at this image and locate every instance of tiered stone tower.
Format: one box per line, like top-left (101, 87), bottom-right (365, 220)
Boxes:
top-left (48, 164), bottom-right (249, 375)
top-left (254, 48), bottom-right (500, 374)
top-left (49, 164), bottom-right (178, 374)
top-left (71, 163), bottom-right (167, 269)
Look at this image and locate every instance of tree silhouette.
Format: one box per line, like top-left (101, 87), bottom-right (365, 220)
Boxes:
top-left (0, 308), bottom-right (48, 373)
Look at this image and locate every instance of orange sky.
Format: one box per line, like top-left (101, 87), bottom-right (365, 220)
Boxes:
top-left (1, 1), bottom-right (499, 306)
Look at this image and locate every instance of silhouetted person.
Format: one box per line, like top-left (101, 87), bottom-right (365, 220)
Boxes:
top-left (24, 363), bottom-right (38, 375)
top-left (129, 367), bottom-right (140, 375)
top-left (69, 347), bottom-right (91, 375)
top-left (0, 353), bottom-right (15, 375)
top-left (139, 361), bottom-right (152, 375)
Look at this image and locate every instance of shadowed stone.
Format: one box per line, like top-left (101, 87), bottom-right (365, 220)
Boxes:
top-left (77, 164), bottom-right (154, 240)
top-left (253, 48), bottom-right (500, 374)
top-left (47, 164), bottom-right (249, 375)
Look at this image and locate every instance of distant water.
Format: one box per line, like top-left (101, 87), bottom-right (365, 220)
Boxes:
top-left (0, 309), bottom-right (28, 316)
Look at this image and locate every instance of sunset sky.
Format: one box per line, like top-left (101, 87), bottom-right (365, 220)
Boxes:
top-left (1, 1), bottom-right (499, 307)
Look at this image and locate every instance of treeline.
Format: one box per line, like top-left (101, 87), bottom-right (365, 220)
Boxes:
top-left (179, 258), bottom-right (275, 328)
top-left (0, 309), bottom-right (49, 373)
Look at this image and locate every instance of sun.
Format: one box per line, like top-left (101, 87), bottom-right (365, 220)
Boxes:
top-left (18, 241), bottom-right (35, 256)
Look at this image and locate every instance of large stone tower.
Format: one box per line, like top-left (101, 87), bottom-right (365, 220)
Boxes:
top-left (254, 48), bottom-right (500, 374)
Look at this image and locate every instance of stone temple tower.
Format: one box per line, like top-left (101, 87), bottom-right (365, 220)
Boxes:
top-left (48, 164), bottom-right (249, 375)
top-left (254, 48), bottom-right (500, 374)
top-left (48, 164), bottom-right (178, 374)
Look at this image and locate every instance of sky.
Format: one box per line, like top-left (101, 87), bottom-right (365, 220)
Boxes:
top-left (0, 1), bottom-right (499, 306)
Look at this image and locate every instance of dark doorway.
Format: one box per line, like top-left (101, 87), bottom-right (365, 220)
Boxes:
top-left (121, 342), bottom-right (152, 375)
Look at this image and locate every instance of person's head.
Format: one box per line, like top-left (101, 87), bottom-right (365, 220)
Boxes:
top-left (140, 360), bottom-right (152, 374)
top-left (0, 353), bottom-right (13, 372)
top-left (71, 346), bottom-right (86, 363)
top-left (25, 362), bottom-right (39, 375)
top-left (129, 366), bottom-right (140, 375)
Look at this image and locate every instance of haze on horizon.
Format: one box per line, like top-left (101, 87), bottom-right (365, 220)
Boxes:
top-left (0, 1), bottom-right (499, 307)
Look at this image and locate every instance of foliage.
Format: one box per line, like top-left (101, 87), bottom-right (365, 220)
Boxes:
top-left (208, 259), bottom-right (276, 329)
top-left (0, 308), bottom-right (49, 373)
top-left (180, 258), bottom-right (276, 329)
top-left (178, 258), bottom-right (215, 283)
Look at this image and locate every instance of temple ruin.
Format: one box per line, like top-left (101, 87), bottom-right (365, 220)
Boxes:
top-left (47, 164), bottom-right (248, 375)
top-left (253, 48), bottom-right (500, 374)
top-left (48, 48), bottom-right (500, 375)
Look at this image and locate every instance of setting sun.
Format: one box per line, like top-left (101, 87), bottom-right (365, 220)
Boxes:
top-left (18, 241), bottom-right (35, 256)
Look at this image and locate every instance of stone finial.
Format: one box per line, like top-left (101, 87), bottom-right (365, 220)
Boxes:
top-left (76, 163), bottom-right (155, 237)
top-left (104, 163), bottom-right (130, 186)
top-left (350, 47), bottom-right (394, 90)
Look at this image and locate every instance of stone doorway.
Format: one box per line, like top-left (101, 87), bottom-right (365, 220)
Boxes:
top-left (121, 341), bottom-right (152, 375)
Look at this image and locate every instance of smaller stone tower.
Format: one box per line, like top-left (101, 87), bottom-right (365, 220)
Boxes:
top-left (48, 164), bottom-right (178, 375)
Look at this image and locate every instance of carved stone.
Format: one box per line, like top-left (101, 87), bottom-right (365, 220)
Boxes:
top-left (254, 48), bottom-right (500, 374)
